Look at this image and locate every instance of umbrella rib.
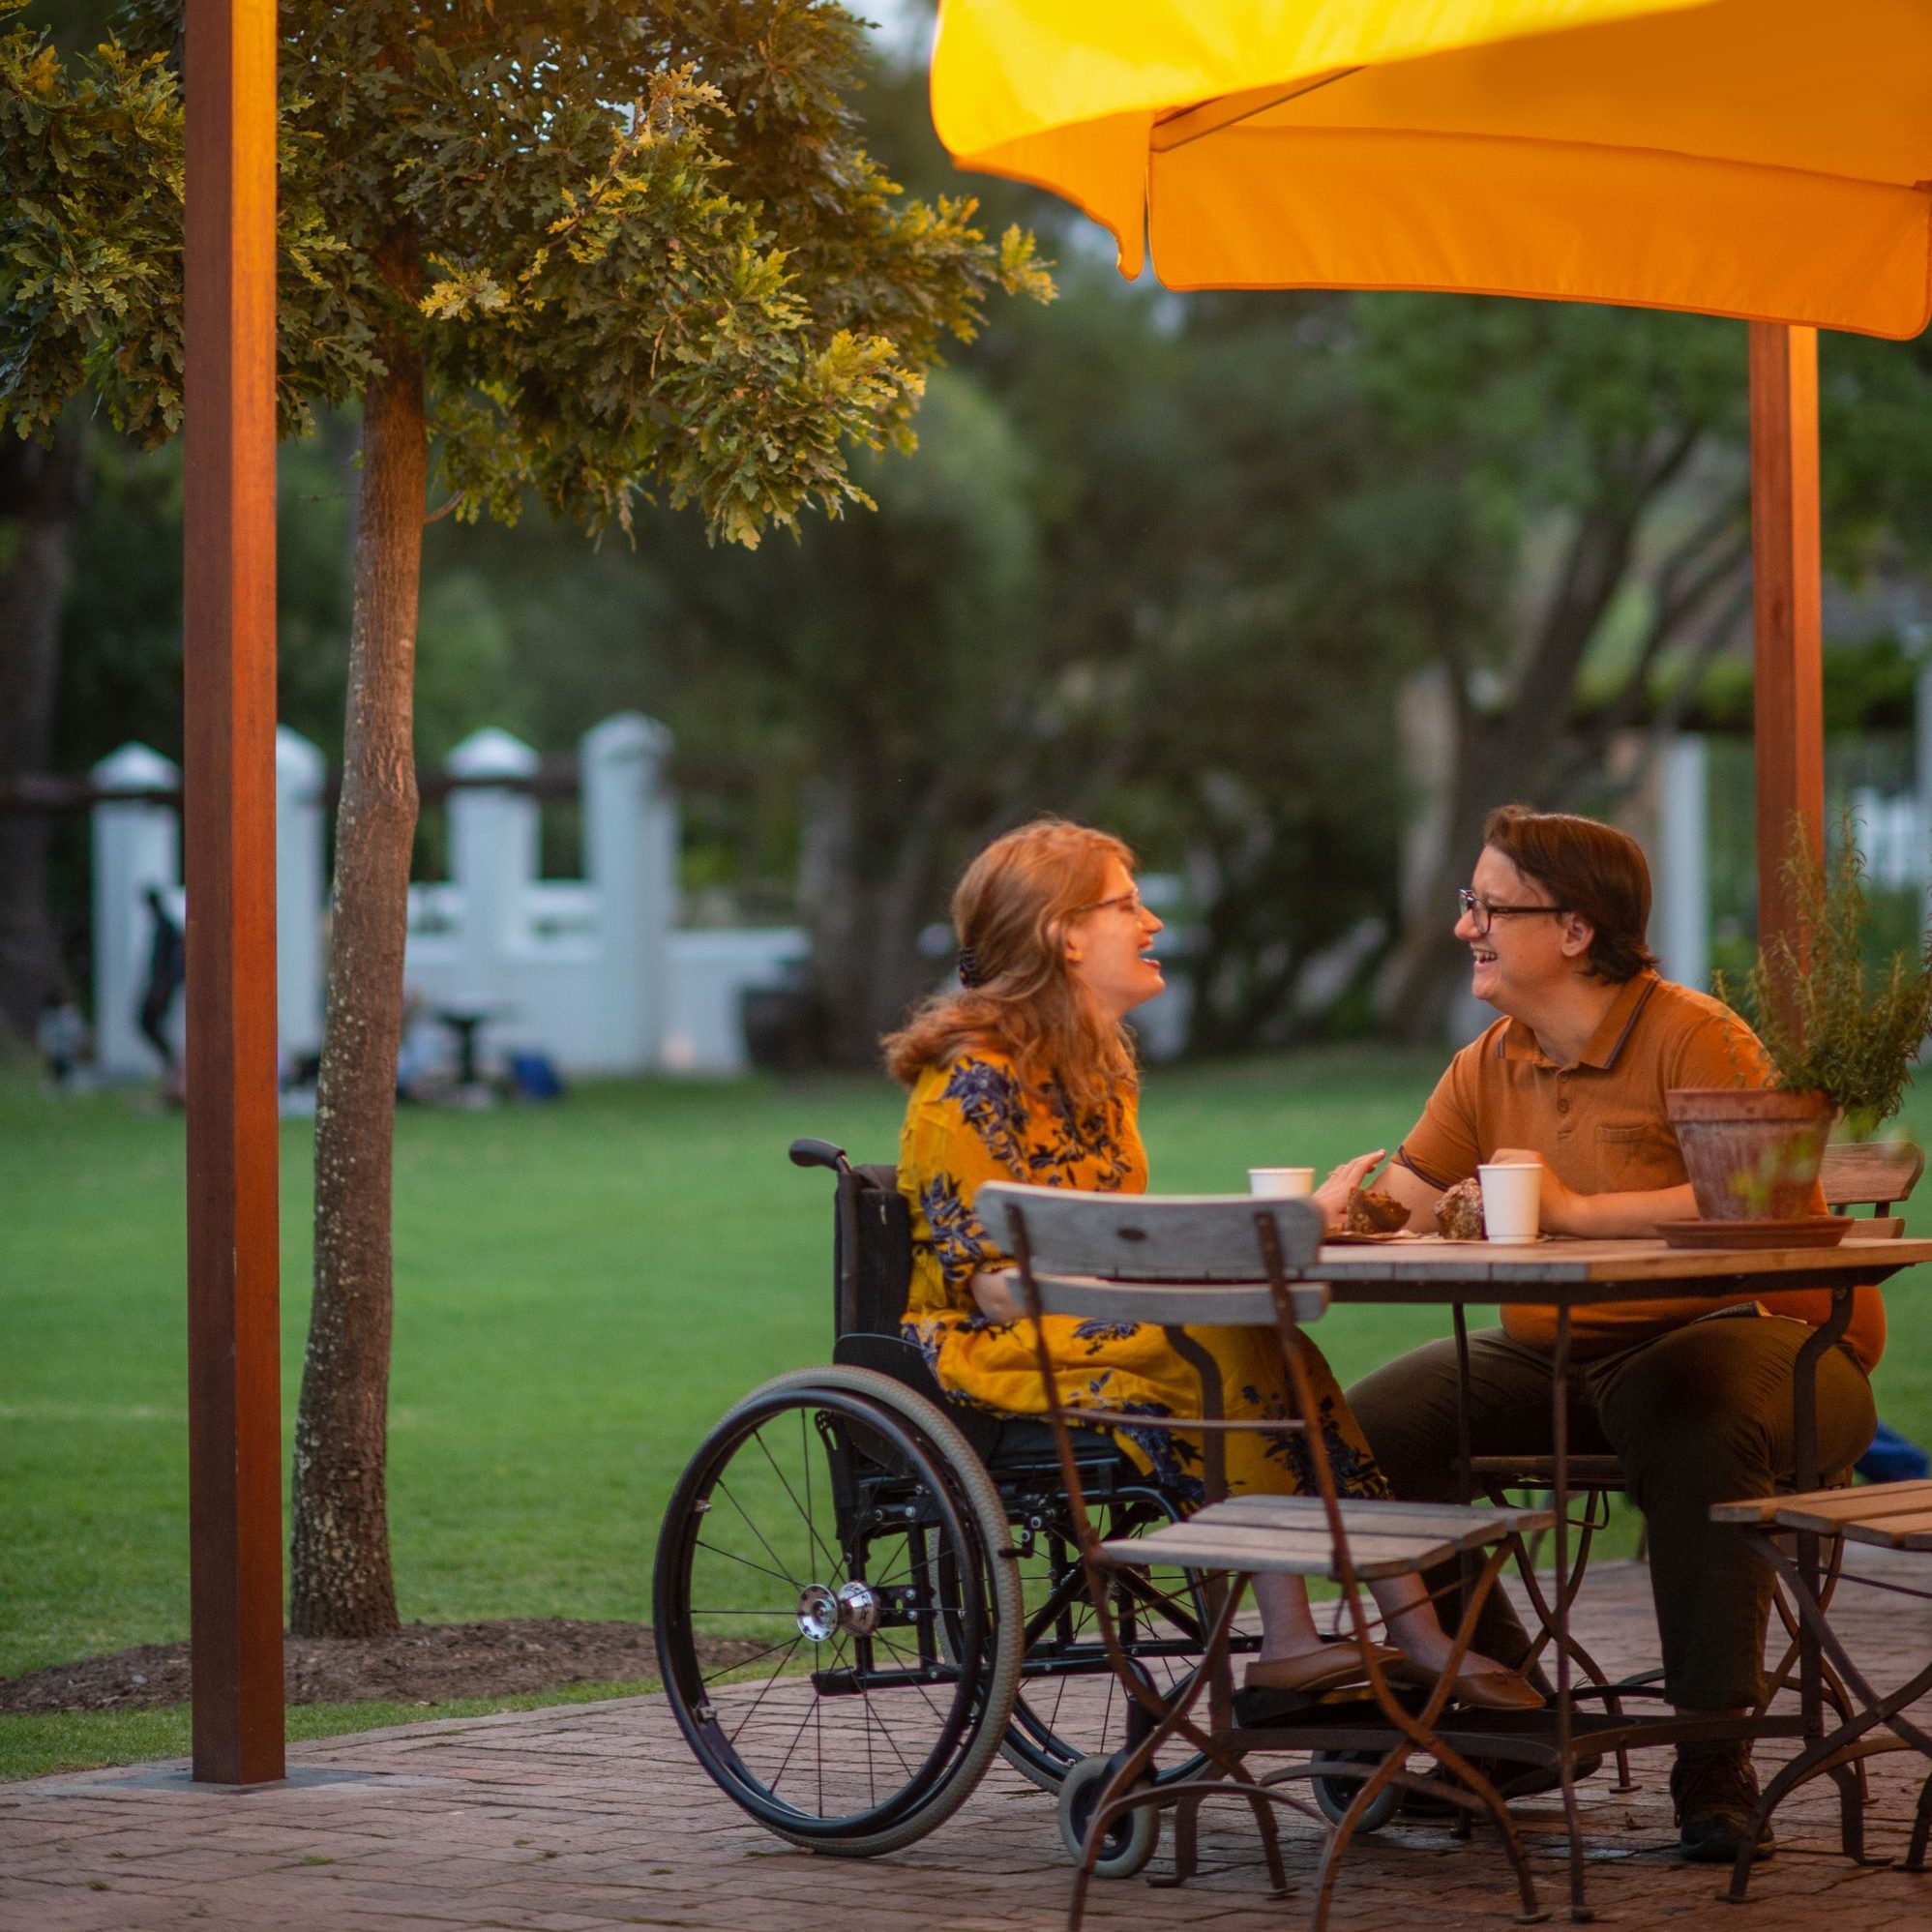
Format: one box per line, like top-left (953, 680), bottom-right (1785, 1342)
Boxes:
top-left (1152, 68), bottom-right (1363, 153)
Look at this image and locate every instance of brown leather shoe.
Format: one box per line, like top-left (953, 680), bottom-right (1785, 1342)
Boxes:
top-left (1386, 1658), bottom-right (1547, 1710)
top-left (1244, 1640), bottom-right (1403, 1696)
top-left (1672, 1745), bottom-right (1775, 1863)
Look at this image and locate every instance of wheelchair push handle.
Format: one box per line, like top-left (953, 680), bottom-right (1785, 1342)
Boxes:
top-left (788, 1137), bottom-right (851, 1174)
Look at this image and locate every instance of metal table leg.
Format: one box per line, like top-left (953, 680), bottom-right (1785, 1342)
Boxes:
top-left (1729, 1284), bottom-right (1867, 1900)
top-left (1551, 1305), bottom-right (1590, 1921)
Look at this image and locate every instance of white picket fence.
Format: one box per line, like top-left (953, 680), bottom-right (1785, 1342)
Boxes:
top-left (90, 716), bottom-right (804, 1081)
top-left (87, 696), bottom-right (1932, 1083)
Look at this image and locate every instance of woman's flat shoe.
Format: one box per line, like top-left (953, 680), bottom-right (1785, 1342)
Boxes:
top-left (1387, 1658), bottom-right (1546, 1711)
top-left (1244, 1641), bottom-right (1403, 1696)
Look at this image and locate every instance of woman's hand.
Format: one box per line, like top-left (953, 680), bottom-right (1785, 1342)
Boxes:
top-left (969, 1267), bottom-right (1025, 1325)
top-left (1313, 1149), bottom-right (1387, 1233)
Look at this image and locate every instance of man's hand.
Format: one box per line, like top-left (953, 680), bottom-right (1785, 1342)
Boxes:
top-left (1487, 1146), bottom-right (1581, 1234)
top-left (1487, 1147), bottom-right (1698, 1237)
top-left (1314, 1148), bottom-right (1388, 1233)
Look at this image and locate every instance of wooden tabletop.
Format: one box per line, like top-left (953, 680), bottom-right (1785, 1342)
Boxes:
top-left (1308, 1234), bottom-right (1932, 1307)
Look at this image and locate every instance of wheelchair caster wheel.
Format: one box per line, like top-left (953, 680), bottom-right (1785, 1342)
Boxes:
top-left (1056, 1752), bottom-right (1160, 1878)
top-left (1311, 1749), bottom-right (1400, 1832)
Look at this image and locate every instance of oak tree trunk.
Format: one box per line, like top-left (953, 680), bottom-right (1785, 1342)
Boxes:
top-left (289, 331), bottom-right (426, 1637)
top-left (0, 421), bottom-right (88, 1044)
top-left (799, 759), bottom-right (957, 1065)
top-left (1375, 435), bottom-right (1725, 1042)
top-left (1377, 712), bottom-right (1502, 1044)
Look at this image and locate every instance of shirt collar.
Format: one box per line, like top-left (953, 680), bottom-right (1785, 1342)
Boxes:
top-left (1495, 970), bottom-right (1660, 1070)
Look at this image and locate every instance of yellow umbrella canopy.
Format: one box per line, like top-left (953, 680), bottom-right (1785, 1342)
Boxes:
top-left (933, 0), bottom-right (1932, 340)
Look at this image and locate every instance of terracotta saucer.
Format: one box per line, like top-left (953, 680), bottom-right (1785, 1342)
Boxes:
top-left (1659, 1215), bottom-right (1854, 1250)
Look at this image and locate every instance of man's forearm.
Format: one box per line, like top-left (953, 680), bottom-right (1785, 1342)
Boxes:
top-left (1556, 1181), bottom-right (1700, 1238)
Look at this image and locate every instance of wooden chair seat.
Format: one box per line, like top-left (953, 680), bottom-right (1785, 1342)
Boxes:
top-left (1711, 1476), bottom-right (1932, 1548)
top-left (1106, 1518), bottom-right (1472, 1583)
top-left (1103, 1493), bottom-right (1553, 1581)
top-left (1201, 1493), bottom-right (1555, 1543)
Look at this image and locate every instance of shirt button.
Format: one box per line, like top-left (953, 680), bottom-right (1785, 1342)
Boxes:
top-left (1557, 1097), bottom-right (1571, 1115)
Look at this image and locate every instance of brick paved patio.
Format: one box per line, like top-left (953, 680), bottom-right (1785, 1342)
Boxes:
top-left (4, 1561), bottom-right (1927, 1932)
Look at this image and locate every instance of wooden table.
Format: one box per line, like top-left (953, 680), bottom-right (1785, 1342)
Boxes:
top-left (1209, 1234), bottom-right (1932, 1921)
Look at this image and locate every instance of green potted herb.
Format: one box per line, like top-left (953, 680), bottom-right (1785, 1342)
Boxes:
top-left (1669, 819), bottom-right (1932, 1226)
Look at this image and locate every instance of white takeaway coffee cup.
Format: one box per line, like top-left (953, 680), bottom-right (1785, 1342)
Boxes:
top-left (1249, 1167), bottom-right (1315, 1199)
top-left (1478, 1162), bottom-right (1543, 1243)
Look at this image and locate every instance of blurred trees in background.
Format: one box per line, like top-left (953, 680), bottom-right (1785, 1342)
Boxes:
top-left (5, 0), bottom-right (1046, 1640)
top-left (15, 17), bottom-right (1932, 1063)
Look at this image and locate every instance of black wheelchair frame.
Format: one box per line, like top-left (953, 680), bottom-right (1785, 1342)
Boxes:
top-left (652, 1138), bottom-right (1248, 1858)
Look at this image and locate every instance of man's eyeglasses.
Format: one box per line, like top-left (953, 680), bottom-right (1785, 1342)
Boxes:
top-left (1457, 887), bottom-right (1570, 937)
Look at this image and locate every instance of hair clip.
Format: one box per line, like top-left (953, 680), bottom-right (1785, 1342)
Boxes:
top-left (958, 945), bottom-right (984, 989)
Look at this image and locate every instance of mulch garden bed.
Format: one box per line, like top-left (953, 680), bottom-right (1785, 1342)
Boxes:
top-left (0, 1620), bottom-right (760, 1716)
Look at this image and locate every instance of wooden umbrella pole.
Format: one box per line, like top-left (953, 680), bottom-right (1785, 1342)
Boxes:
top-left (182, 0), bottom-right (285, 1785)
top-left (1747, 322), bottom-right (1826, 975)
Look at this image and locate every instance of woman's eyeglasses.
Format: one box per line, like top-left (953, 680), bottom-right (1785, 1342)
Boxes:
top-left (1457, 887), bottom-right (1570, 937)
top-left (1076, 890), bottom-right (1150, 919)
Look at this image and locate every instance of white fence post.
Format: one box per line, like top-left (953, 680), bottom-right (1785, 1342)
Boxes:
top-left (445, 728), bottom-right (541, 1004)
top-left (91, 742), bottom-right (182, 1077)
top-left (276, 728), bottom-right (326, 1062)
top-left (581, 712), bottom-right (676, 1070)
top-left (1653, 734), bottom-right (1710, 992)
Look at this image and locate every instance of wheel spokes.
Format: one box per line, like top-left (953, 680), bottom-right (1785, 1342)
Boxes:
top-left (669, 1391), bottom-right (995, 1835)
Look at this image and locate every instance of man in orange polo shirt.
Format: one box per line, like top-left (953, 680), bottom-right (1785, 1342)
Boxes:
top-left (1349, 806), bottom-right (1881, 1864)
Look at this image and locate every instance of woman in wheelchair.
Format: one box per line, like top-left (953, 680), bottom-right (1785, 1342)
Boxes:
top-left (884, 818), bottom-right (1540, 1711)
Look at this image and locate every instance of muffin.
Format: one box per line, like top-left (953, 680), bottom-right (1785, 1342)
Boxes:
top-left (1434, 1175), bottom-right (1486, 1240)
top-left (1347, 1185), bottom-right (1412, 1234)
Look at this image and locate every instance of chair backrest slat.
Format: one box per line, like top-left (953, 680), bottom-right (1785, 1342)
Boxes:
top-left (1024, 1271), bottom-right (1328, 1325)
top-left (978, 1183), bottom-right (1323, 1283)
top-left (1821, 1141), bottom-right (1924, 1215)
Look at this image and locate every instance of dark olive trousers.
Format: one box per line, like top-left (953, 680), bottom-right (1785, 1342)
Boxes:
top-left (1347, 1314), bottom-right (1876, 1711)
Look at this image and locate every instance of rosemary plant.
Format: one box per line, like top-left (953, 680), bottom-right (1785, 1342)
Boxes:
top-left (1716, 815), bottom-right (1932, 1138)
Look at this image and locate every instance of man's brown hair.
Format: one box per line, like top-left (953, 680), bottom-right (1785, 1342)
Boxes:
top-left (1481, 805), bottom-right (1659, 983)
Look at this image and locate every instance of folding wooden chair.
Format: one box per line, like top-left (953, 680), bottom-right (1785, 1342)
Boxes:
top-left (1709, 1475), bottom-right (1932, 1895)
top-left (981, 1182), bottom-right (1555, 1932)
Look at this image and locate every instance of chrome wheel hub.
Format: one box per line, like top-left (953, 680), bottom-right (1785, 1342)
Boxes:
top-left (795, 1579), bottom-right (881, 1642)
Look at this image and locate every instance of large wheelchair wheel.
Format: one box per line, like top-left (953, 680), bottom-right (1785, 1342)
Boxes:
top-left (998, 1492), bottom-right (1223, 1794)
top-left (654, 1368), bottom-right (1022, 1856)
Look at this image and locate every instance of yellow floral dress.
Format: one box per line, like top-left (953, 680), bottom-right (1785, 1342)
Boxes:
top-left (898, 1046), bottom-right (1387, 1510)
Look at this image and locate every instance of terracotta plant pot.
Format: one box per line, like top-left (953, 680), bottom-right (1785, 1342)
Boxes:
top-left (1665, 1088), bottom-right (1833, 1221)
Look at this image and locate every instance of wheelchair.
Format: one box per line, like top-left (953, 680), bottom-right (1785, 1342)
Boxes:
top-left (652, 1138), bottom-right (1250, 1860)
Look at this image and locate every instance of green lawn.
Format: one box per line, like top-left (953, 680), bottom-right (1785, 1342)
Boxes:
top-left (7, 1048), bottom-right (1932, 1780)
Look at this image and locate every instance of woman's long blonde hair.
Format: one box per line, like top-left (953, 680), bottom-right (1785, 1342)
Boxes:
top-left (883, 818), bottom-right (1140, 1117)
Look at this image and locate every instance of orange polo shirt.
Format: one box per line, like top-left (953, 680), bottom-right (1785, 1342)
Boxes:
top-left (1394, 971), bottom-right (1885, 1372)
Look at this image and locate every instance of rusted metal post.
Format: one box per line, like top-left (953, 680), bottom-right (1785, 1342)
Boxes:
top-left (1747, 322), bottom-right (1826, 965)
top-left (183, 0), bottom-right (285, 1785)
